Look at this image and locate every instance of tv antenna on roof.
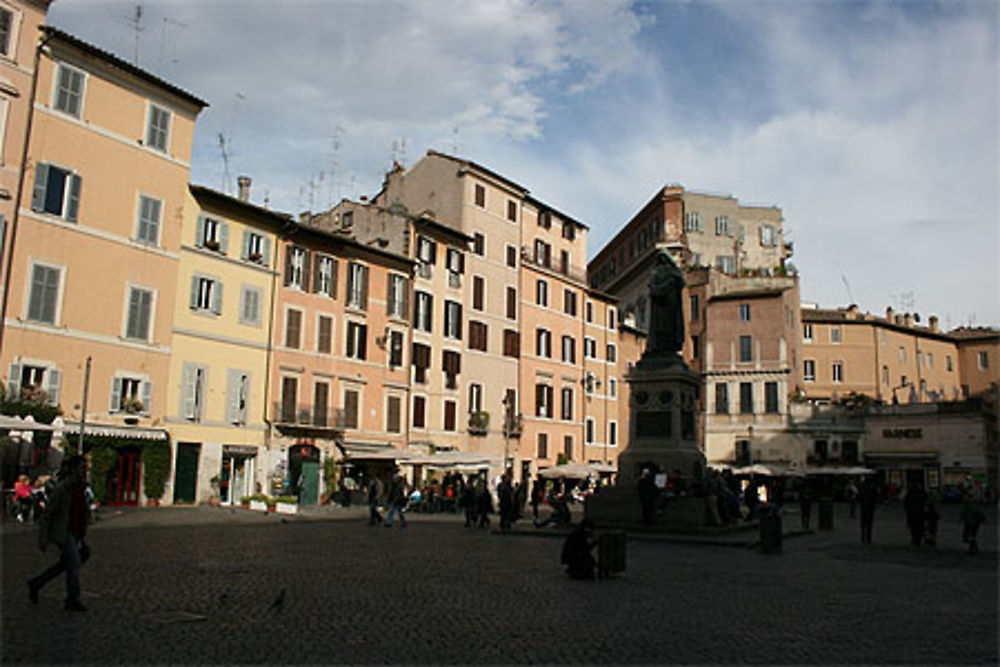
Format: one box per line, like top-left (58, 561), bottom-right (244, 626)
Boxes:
top-left (391, 137), bottom-right (407, 167)
top-left (129, 4), bottom-right (145, 66)
top-left (840, 274), bottom-right (855, 306)
top-left (217, 132), bottom-right (232, 195)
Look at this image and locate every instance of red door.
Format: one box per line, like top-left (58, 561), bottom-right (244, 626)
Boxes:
top-left (105, 449), bottom-right (142, 506)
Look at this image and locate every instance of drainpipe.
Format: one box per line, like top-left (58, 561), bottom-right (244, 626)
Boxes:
top-left (259, 224), bottom-right (284, 494)
top-left (0, 32), bottom-right (51, 355)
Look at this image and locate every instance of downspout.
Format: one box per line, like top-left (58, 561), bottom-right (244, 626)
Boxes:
top-left (260, 224), bottom-right (284, 493)
top-left (0, 32), bottom-right (51, 355)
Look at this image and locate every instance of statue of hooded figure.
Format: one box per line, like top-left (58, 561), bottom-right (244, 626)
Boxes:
top-left (645, 250), bottom-right (685, 359)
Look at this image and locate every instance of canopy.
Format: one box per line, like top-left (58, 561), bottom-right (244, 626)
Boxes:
top-left (0, 415), bottom-right (58, 432)
top-left (733, 463), bottom-right (805, 477)
top-left (588, 462), bottom-right (617, 475)
top-left (405, 451), bottom-right (496, 469)
top-left (805, 465), bottom-right (875, 476)
top-left (539, 462), bottom-right (602, 479)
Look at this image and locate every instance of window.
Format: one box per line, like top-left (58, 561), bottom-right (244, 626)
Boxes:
top-left (0, 6), bottom-right (13, 57)
top-left (226, 371), bottom-right (250, 425)
top-left (739, 303), bottom-right (751, 321)
top-left (414, 291), bottom-right (433, 332)
top-left (535, 328), bottom-right (551, 358)
top-left (536, 279), bottom-right (548, 307)
top-left (125, 286), bottom-right (153, 341)
top-left (562, 221), bottom-right (575, 241)
top-left (690, 295), bottom-right (699, 322)
top-left (739, 382), bottom-right (753, 414)
top-left (313, 381), bottom-right (330, 426)
top-left (346, 262), bottom-right (369, 309)
top-left (387, 274), bottom-right (408, 318)
top-left (315, 255), bottom-right (338, 298)
top-left (506, 286), bottom-right (517, 320)
top-left (412, 343), bottom-right (431, 384)
top-left (608, 377), bottom-right (617, 398)
top-left (468, 383), bottom-right (483, 414)
top-left (585, 301), bottom-right (593, 323)
top-left (446, 248), bottom-right (464, 287)
top-left (537, 433), bottom-right (548, 459)
top-left (538, 210), bottom-right (552, 229)
top-left (27, 263), bottom-right (61, 324)
top-left (181, 363), bottom-right (207, 421)
top-left (389, 330), bottom-right (404, 367)
top-left (317, 315), bottom-right (333, 354)
top-left (739, 336), bottom-right (752, 362)
top-left (832, 362), bottom-right (844, 383)
top-left (474, 183), bottom-right (485, 207)
top-left (472, 276), bottom-right (485, 311)
top-left (882, 365), bottom-right (889, 384)
top-left (560, 387), bottom-right (574, 421)
top-left (506, 245), bottom-right (517, 268)
top-left (715, 383), bottom-right (729, 414)
top-left (31, 163), bottom-right (81, 221)
top-left (946, 356), bottom-right (953, 372)
top-left (765, 382), bottom-right (779, 413)
top-left (927, 353), bottom-right (934, 369)
top-left (239, 286), bottom-right (261, 327)
top-left (443, 350), bottom-right (461, 389)
top-left (609, 421), bottom-right (619, 446)
top-left (190, 275), bottom-right (221, 314)
top-left (563, 435), bottom-right (573, 460)
top-left (535, 383), bottom-right (553, 418)
top-left (684, 212), bottom-right (703, 232)
top-left (560, 250), bottom-right (570, 275)
top-left (473, 232), bottom-right (485, 256)
top-left (242, 231), bottom-right (269, 264)
top-left (898, 347), bottom-right (906, 362)
top-left (803, 323), bottom-right (813, 341)
top-left (53, 64), bottom-right (84, 117)
top-left (6, 363), bottom-right (60, 406)
top-left (507, 200), bottom-right (517, 222)
top-left (584, 372), bottom-right (596, 395)
top-left (563, 290), bottom-right (577, 316)
top-left (110, 375), bottom-right (151, 416)
top-left (145, 104), bottom-right (171, 152)
top-left (691, 335), bottom-right (700, 359)
top-left (715, 215), bottom-right (731, 236)
top-left (977, 351), bottom-right (990, 370)
top-left (715, 256), bottom-right (736, 273)
top-left (412, 395), bottom-right (426, 428)
top-left (346, 321), bottom-right (367, 360)
top-left (561, 336), bottom-right (576, 364)
top-left (830, 326), bottom-right (842, 343)
top-left (760, 224), bottom-right (777, 247)
top-left (136, 195), bottom-right (162, 245)
top-left (444, 300), bottom-right (462, 340)
top-left (585, 418), bottom-right (595, 445)
top-left (386, 395), bottom-right (402, 434)
top-left (804, 359), bottom-right (816, 382)
top-left (444, 400), bottom-right (457, 432)
top-left (285, 309), bottom-right (302, 349)
top-left (584, 337), bottom-right (597, 359)
top-left (606, 343), bottom-right (617, 363)
top-left (417, 236), bottom-right (437, 265)
top-left (197, 215), bottom-right (228, 253)
top-left (534, 240), bottom-right (552, 267)
top-left (469, 320), bottom-right (488, 352)
top-left (342, 388), bottom-right (359, 429)
top-left (503, 329), bottom-right (519, 358)
top-left (278, 376), bottom-right (297, 422)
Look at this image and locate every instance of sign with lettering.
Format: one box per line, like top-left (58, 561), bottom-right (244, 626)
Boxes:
top-left (882, 428), bottom-right (922, 439)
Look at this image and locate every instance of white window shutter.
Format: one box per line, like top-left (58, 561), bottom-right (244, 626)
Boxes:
top-left (211, 281), bottom-right (223, 315)
top-left (7, 362), bottom-right (22, 396)
top-left (241, 230), bottom-right (251, 260)
top-left (226, 371), bottom-right (239, 424)
top-left (66, 175), bottom-right (82, 221)
top-left (218, 222), bottom-right (229, 255)
top-left (189, 275), bottom-right (199, 309)
top-left (181, 364), bottom-right (196, 419)
top-left (261, 236), bottom-right (271, 266)
top-left (141, 381), bottom-right (152, 416)
top-left (31, 163), bottom-right (49, 212)
top-left (45, 368), bottom-right (61, 406)
top-left (110, 377), bottom-right (123, 412)
top-left (195, 215), bottom-right (205, 247)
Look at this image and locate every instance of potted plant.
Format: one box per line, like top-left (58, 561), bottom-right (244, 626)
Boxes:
top-left (209, 475), bottom-right (222, 506)
top-left (246, 493), bottom-right (270, 512)
top-left (248, 251), bottom-right (263, 263)
top-left (203, 238), bottom-right (220, 251)
top-left (273, 495), bottom-right (299, 515)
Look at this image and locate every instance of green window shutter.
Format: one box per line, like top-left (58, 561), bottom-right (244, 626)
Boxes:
top-left (66, 174), bottom-right (81, 221)
top-left (301, 250), bottom-right (311, 292)
top-left (7, 362), bottom-right (21, 396)
top-left (189, 276), bottom-right (199, 309)
top-left (45, 368), bottom-right (61, 406)
top-left (110, 377), bottom-right (123, 412)
top-left (195, 215), bottom-right (205, 247)
top-left (241, 230), bottom-right (251, 260)
top-left (218, 222), bottom-right (229, 255)
top-left (141, 381), bottom-right (152, 416)
top-left (360, 265), bottom-right (369, 309)
top-left (284, 245), bottom-right (294, 285)
top-left (211, 281), bottom-right (223, 315)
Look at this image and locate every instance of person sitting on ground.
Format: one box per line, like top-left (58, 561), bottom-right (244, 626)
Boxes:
top-left (561, 519), bottom-right (598, 580)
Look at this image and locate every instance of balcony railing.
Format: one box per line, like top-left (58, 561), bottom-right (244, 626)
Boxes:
top-left (468, 410), bottom-right (489, 436)
top-left (520, 246), bottom-right (587, 283)
top-left (502, 413), bottom-right (523, 439)
top-left (272, 402), bottom-right (342, 429)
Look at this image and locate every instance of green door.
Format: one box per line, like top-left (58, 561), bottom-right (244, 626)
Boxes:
top-left (173, 443), bottom-right (200, 504)
top-left (300, 460), bottom-right (319, 505)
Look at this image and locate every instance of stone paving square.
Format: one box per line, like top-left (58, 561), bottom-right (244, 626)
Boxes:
top-left (2, 502), bottom-right (996, 665)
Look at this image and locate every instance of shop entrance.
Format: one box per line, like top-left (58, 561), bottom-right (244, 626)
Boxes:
top-left (221, 446), bottom-right (257, 505)
top-left (289, 444), bottom-right (320, 505)
top-left (105, 447), bottom-right (142, 506)
top-left (173, 442), bottom-right (200, 504)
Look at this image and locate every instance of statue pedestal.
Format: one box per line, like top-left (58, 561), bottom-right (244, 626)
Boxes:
top-left (586, 353), bottom-right (710, 530)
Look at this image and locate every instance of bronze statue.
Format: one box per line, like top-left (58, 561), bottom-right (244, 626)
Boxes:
top-left (645, 250), bottom-right (685, 357)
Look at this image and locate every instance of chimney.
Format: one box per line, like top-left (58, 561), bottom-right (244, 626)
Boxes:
top-left (237, 176), bottom-right (251, 202)
top-left (929, 315), bottom-right (939, 333)
top-left (885, 306), bottom-right (894, 321)
top-left (903, 313), bottom-right (913, 328)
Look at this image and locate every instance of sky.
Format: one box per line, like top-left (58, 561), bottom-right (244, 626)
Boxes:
top-left (48, 0), bottom-right (1000, 328)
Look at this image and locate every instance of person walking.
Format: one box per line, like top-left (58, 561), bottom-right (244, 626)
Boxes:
top-left (461, 477), bottom-right (477, 527)
top-left (530, 477), bottom-right (545, 520)
top-left (960, 491), bottom-right (985, 555)
top-left (366, 476), bottom-right (383, 526)
top-left (858, 477), bottom-right (878, 544)
top-left (845, 479), bottom-right (859, 518)
top-left (799, 484), bottom-right (814, 530)
top-left (903, 482), bottom-right (928, 547)
top-left (383, 473), bottom-right (408, 529)
top-left (497, 473), bottom-right (515, 533)
top-left (27, 456), bottom-right (91, 612)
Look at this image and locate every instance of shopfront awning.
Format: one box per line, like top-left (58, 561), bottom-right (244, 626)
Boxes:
top-left (337, 441), bottom-right (411, 461)
top-left (733, 463), bottom-right (805, 478)
top-left (0, 415), bottom-right (58, 433)
top-left (56, 420), bottom-right (169, 441)
top-left (805, 465), bottom-right (876, 475)
top-left (404, 451), bottom-right (496, 468)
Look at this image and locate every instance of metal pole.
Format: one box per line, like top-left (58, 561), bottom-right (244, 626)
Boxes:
top-left (77, 356), bottom-right (91, 453)
top-left (502, 396), bottom-right (509, 473)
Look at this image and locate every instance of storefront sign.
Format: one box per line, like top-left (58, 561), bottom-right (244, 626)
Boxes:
top-left (223, 445), bottom-right (258, 455)
top-left (882, 428), bottom-right (922, 439)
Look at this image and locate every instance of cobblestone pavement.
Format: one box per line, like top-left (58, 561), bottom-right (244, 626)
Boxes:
top-left (2, 502), bottom-right (996, 666)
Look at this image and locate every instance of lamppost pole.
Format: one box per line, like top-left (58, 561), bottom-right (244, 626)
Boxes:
top-left (502, 396), bottom-right (510, 473)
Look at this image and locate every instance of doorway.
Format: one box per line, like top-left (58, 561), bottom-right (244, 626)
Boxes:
top-left (288, 444), bottom-right (320, 505)
top-left (173, 442), bottom-right (200, 504)
top-left (220, 450), bottom-right (256, 505)
top-left (105, 447), bottom-right (142, 506)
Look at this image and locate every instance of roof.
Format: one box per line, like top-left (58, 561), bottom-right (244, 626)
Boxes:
top-left (948, 327), bottom-right (1000, 342)
top-left (800, 307), bottom-right (969, 343)
top-left (41, 26), bottom-right (208, 109)
top-left (289, 219), bottom-right (413, 269)
top-left (709, 287), bottom-right (789, 302)
top-left (414, 216), bottom-right (474, 244)
top-left (190, 184), bottom-right (293, 228)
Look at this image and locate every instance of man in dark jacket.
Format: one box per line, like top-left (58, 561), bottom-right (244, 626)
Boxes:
top-left (904, 482), bottom-right (928, 547)
top-left (28, 456), bottom-right (90, 611)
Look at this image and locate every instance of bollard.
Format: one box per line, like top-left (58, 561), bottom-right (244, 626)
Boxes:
top-left (818, 500), bottom-right (834, 530)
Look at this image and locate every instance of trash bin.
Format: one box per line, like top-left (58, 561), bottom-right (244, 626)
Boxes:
top-left (759, 505), bottom-right (782, 553)
top-left (598, 530), bottom-right (626, 577)
top-left (818, 500), bottom-right (834, 530)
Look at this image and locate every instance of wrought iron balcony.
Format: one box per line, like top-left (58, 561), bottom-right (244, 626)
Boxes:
top-left (272, 402), bottom-right (341, 429)
top-left (468, 410), bottom-right (489, 436)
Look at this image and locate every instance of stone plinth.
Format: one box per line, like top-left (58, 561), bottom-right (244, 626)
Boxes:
top-left (585, 488), bottom-right (713, 529)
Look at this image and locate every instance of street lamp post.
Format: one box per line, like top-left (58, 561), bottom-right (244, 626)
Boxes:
top-left (501, 395), bottom-right (510, 473)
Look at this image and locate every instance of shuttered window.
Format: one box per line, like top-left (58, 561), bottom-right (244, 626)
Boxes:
top-left (125, 286), bottom-right (153, 341)
top-left (342, 389), bottom-right (359, 429)
top-left (285, 309), bottom-right (302, 349)
top-left (387, 395), bottom-right (402, 433)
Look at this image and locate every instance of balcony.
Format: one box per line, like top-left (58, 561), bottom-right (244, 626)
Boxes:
top-left (502, 413), bottom-right (523, 439)
top-left (272, 402), bottom-right (343, 431)
top-left (468, 410), bottom-right (489, 436)
top-left (520, 246), bottom-right (587, 283)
